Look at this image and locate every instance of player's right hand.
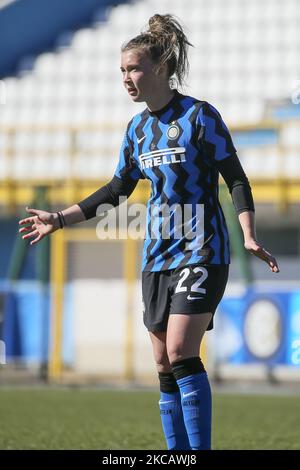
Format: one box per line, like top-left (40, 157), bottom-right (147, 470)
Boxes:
top-left (19, 206), bottom-right (60, 245)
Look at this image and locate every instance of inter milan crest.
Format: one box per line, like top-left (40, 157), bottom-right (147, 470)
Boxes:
top-left (167, 123), bottom-right (180, 140)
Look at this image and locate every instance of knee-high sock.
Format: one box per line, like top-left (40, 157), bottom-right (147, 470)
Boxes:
top-left (158, 372), bottom-right (190, 450)
top-left (172, 357), bottom-right (212, 450)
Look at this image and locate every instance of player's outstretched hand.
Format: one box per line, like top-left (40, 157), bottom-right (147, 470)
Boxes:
top-left (244, 238), bottom-right (279, 273)
top-left (19, 207), bottom-right (59, 245)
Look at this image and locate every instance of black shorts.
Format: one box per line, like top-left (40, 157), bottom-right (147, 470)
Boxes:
top-left (142, 264), bottom-right (229, 332)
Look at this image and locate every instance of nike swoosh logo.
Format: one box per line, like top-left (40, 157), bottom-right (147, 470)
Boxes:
top-left (187, 295), bottom-right (204, 300)
top-left (137, 135), bottom-right (146, 144)
top-left (159, 400), bottom-right (174, 405)
top-left (182, 389), bottom-right (201, 398)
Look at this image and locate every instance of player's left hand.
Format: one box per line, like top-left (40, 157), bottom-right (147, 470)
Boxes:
top-left (244, 239), bottom-right (280, 273)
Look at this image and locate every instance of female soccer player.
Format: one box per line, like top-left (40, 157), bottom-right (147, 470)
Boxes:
top-left (19, 14), bottom-right (279, 450)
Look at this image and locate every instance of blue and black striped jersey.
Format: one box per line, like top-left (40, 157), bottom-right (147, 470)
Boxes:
top-left (114, 90), bottom-right (237, 272)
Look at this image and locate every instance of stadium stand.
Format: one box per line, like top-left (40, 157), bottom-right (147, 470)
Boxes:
top-left (0, 0), bottom-right (299, 182)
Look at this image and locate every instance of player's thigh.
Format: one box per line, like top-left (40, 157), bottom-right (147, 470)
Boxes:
top-left (166, 264), bottom-right (229, 362)
top-left (166, 312), bottom-right (212, 363)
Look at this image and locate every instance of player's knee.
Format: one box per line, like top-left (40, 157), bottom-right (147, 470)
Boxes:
top-left (154, 351), bottom-right (171, 373)
top-left (167, 344), bottom-right (186, 365)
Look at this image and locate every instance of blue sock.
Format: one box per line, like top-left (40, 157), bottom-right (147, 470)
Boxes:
top-left (176, 372), bottom-right (212, 450)
top-left (159, 390), bottom-right (190, 450)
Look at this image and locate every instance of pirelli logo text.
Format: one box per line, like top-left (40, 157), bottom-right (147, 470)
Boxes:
top-left (139, 147), bottom-right (186, 170)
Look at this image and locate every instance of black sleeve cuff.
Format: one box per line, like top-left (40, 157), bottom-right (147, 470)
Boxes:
top-left (216, 153), bottom-right (255, 214)
top-left (231, 182), bottom-right (255, 215)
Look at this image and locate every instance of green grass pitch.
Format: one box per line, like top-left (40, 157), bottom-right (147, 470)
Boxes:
top-left (0, 388), bottom-right (299, 449)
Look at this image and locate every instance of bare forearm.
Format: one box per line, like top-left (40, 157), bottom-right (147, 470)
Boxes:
top-left (238, 210), bottom-right (256, 242)
top-left (60, 204), bottom-right (86, 226)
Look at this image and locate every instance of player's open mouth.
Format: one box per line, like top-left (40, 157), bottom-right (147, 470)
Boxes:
top-left (128, 88), bottom-right (137, 95)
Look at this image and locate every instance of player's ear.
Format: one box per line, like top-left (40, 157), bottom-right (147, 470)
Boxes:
top-left (155, 61), bottom-right (169, 80)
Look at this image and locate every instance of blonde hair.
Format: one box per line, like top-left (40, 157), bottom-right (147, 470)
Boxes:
top-left (122, 14), bottom-right (192, 87)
